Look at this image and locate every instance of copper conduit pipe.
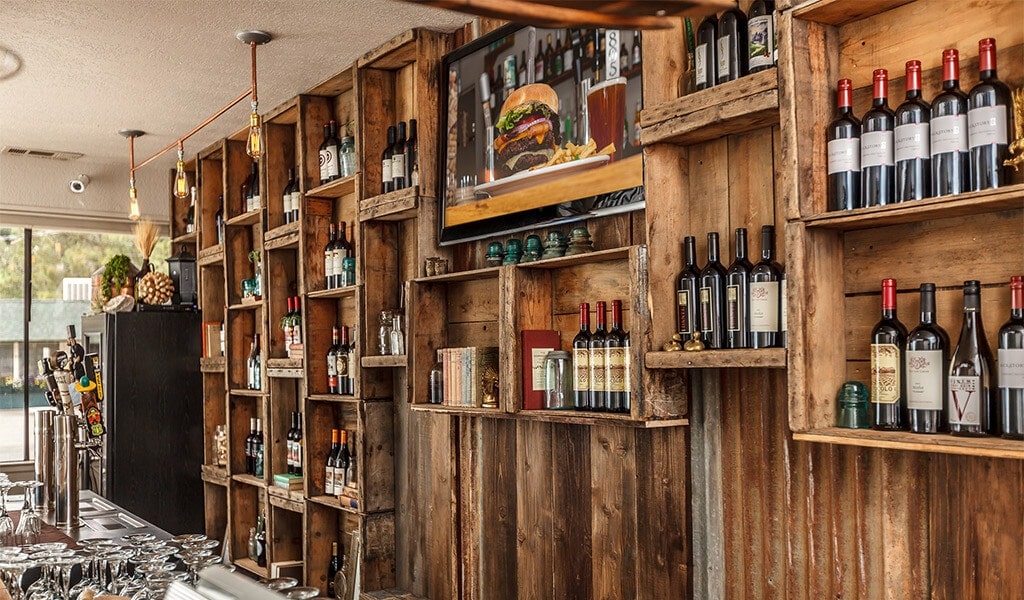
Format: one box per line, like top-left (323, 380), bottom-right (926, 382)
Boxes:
top-left (251, 41), bottom-right (258, 104)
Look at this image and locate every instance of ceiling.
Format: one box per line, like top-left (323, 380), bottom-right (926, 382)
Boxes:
top-left (0, 0), bottom-right (468, 224)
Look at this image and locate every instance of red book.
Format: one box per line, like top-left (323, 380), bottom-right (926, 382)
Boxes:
top-left (521, 330), bottom-right (561, 410)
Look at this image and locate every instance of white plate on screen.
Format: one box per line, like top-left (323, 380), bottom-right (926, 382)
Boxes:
top-left (474, 154), bottom-right (611, 197)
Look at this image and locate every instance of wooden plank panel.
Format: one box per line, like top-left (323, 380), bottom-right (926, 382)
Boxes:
top-left (720, 370), bottom-right (746, 599)
top-left (477, 418), bottom-right (519, 596)
top-left (551, 424), bottom-right (593, 599)
top-left (635, 425), bottom-right (688, 600)
top-left (760, 370), bottom-right (789, 599)
top-left (686, 138), bottom-right (731, 252)
top-left (446, 278), bottom-right (501, 323)
top-left (590, 425), bottom-right (637, 600)
top-left (640, 16), bottom-right (683, 108)
top-left (515, 420), bottom-right (554, 599)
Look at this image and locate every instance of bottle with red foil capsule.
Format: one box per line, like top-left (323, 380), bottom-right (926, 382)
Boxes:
top-left (827, 78), bottom-right (861, 211)
top-left (968, 38), bottom-right (1014, 191)
top-left (895, 60), bottom-right (931, 202)
top-left (589, 301), bottom-right (608, 411)
top-left (870, 278), bottom-right (908, 430)
top-left (861, 69), bottom-right (895, 207)
top-left (998, 276), bottom-right (1024, 439)
top-left (930, 49), bottom-right (971, 196)
top-left (572, 303), bottom-right (592, 410)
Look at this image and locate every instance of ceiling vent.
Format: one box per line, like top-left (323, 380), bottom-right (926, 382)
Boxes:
top-left (1, 146), bottom-right (84, 161)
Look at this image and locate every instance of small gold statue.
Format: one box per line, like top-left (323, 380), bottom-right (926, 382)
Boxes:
top-left (1006, 86), bottom-right (1024, 172)
top-left (683, 331), bottom-right (705, 352)
top-left (662, 333), bottom-right (684, 352)
top-left (480, 366), bottom-right (499, 408)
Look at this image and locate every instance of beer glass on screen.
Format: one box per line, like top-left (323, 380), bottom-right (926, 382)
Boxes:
top-left (586, 77), bottom-right (626, 161)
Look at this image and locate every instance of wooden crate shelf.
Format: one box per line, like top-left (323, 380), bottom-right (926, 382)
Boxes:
top-left (227, 300), bottom-right (263, 311)
top-left (515, 246), bottom-right (630, 269)
top-left (516, 410), bottom-right (688, 429)
top-left (792, 427), bottom-right (1024, 460)
top-left (199, 357), bottom-right (226, 373)
top-left (640, 67), bottom-right (779, 147)
top-left (265, 221), bottom-right (301, 250)
top-left (234, 557), bottom-right (269, 578)
top-left (232, 473), bottom-right (267, 488)
top-left (226, 209), bottom-right (261, 227)
top-left (309, 494), bottom-right (362, 515)
top-left (646, 348), bottom-right (787, 369)
top-left (307, 285), bottom-right (359, 299)
top-left (410, 404), bottom-right (504, 417)
top-left (410, 265), bottom-right (501, 284)
top-left (197, 246), bottom-right (224, 266)
top-left (200, 465), bottom-right (229, 486)
top-left (267, 487), bottom-right (306, 513)
top-left (361, 355), bottom-right (407, 368)
top-left (229, 388), bottom-right (269, 397)
top-left (266, 358), bottom-right (304, 379)
top-left (358, 186), bottom-right (420, 222)
top-left (306, 173), bottom-right (358, 199)
top-left (307, 393), bottom-right (360, 404)
top-left (792, 0), bottom-right (916, 25)
top-left (171, 230), bottom-right (198, 245)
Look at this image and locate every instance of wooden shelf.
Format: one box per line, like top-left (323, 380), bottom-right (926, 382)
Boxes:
top-left (227, 299), bottom-right (263, 311)
top-left (229, 388), bottom-right (268, 397)
top-left (515, 246), bottom-right (631, 269)
top-left (307, 285), bottom-right (359, 299)
top-left (171, 230), bottom-right (198, 245)
top-left (226, 209), bottom-right (261, 227)
top-left (306, 173), bottom-right (358, 199)
top-left (266, 358), bottom-right (303, 379)
top-left (792, 427), bottom-right (1024, 460)
top-left (361, 354), bottom-right (407, 368)
top-left (443, 154), bottom-right (643, 227)
top-left (640, 67), bottom-right (779, 147)
top-left (801, 183), bottom-right (1024, 231)
top-left (646, 348), bottom-right (787, 369)
top-left (792, 0), bottom-right (915, 26)
top-left (264, 221), bottom-right (300, 249)
top-left (410, 404), bottom-right (504, 416)
top-left (197, 245), bottom-right (224, 266)
top-left (199, 356), bottom-right (226, 373)
top-left (516, 409), bottom-right (689, 429)
top-left (411, 265), bottom-right (501, 284)
top-left (201, 465), bottom-right (229, 486)
top-left (267, 486), bottom-right (306, 513)
top-left (233, 557), bottom-right (268, 578)
top-left (231, 473), bottom-right (267, 488)
top-left (308, 494), bottom-right (361, 514)
top-left (359, 186), bottom-right (421, 222)
top-left (308, 393), bottom-right (359, 404)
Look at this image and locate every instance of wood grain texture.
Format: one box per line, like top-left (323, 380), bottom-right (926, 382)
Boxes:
top-left (515, 420), bottom-right (554, 599)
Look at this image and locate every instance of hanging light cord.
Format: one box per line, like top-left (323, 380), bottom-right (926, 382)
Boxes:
top-left (251, 41), bottom-right (258, 107)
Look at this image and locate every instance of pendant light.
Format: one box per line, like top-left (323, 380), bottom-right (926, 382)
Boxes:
top-left (173, 141), bottom-right (189, 199)
top-left (237, 31), bottom-right (272, 159)
top-left (119, 129), bottom-right (145, 221)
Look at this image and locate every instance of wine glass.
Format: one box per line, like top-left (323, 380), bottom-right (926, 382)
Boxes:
top-left (0, 479), bottom-right (16, 546)
top-left (13, 481), bottom-right (42, 546)
top-left (0, 551), bottom-right (29, 600)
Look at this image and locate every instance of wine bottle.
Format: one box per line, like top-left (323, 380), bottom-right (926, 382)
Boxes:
top-left (215, 194), bottom-right (225, 245)
top-left (325, 428), bottom-right (340, 496)
top-left (619, 42), bottom-right (629, 74)
top-left (282, 168), bottom-right (295, 224)
top-left (320, 121), bottom-right (340, 184)
top-left (695, 14), bottom-right (718, 91)
top-left (286, 411), bottom-right (296, 475)
top-left (327, 326), bottom-right (340, 395)
top-left (749, 225), bottom-right (783, 348)
top-left (290, 167), bottom-right (302, 223)
top-left (590, 301), bottom-right (608, 411)
top-left (726, 228), bottom-right (752, 349)
top-left (716, 5), bottom-right (748, 85)
top-left (254, 515), bottom-right (267, 567)
top-left (895, 60), bottom-right (932, 202)
top-left (949, 280), bottom-right (995, 436)
top-left (931, 49), bottom-right (971, 196)
top-left (631, 30), bottom-right (641, 68)
top-left (327, 542), bottom-right (341, 597)
top-left (346, 431), bottom-right (358, 491)
top-left (827, 78), bottom-right (861, 211)
top-left (334, 221), bottom-right (352, 288)
top-left (293, 411), bottom-right (303, 476)
top-left (544, 33), bottom-right (555, 80)
top-left (573, 303), bottom-right (592, 410)
top-left (606, 300), bottom-right (627, 412)
top-left (553, 32), bottom-right (565, 75)
top-left (747, 0), bottom-right (775, 74)
top-left (382, 125), bottom-right (396, 194)
top-left (905, 283), bottom-right (949, 433)
top-left (565, 30), bottom-right (576, 74)
top-left (392, 122), bottom-right (407, 190)
top-left (998, 276), bottom-right (1024, 439)
top-left (968, 38), bottom-right (1014, 191)
top-left (622, 330), bottom-right (632, 413)
top-left (247, 334), bottom-right (261, 390)
top-left (338, 325), bottom-right (354, 396)
top-left (290, 296), bottom-right (302, 351)
top-left (253, 418), bottom-right (264, 478)
top-left (245, 417), bottom-right (256, 475)
top-left (519, 49), bottom-right (528, 87)
top-left (699, 232), bottom-right (727, 349)
top-left (185, 186), bottom-right (196, 233)
top-left (405, 119), bottom-right (418, 187)
top-left (323, 223), bottom-right (336, 289)
top-left (870, 279), bottom-right (907, 430)
top-left (534, 39), bottom-right (544, 82)
top-left (675, 236), bottom-right (701, 341)
top-left (248, 161), bottom-right (260, 212)
top-left (337, 430), bottom-right (351, 493)
top-left (861, 69), bottom-right (895, 207)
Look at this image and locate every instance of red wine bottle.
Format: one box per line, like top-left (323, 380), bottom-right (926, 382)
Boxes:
top-left (324, 222), bottom-right (337, 289)
top-left (590, 301), bottom-right (608, 411)
top-left (861, 69), bottom-right (895, 207)
top-left (327, 326), bottom-right (340, 395)
top-left (716, 6), bottom-right (748, 85)
top-left (905, 283), bottom-right (949, 434)
top-left (747, 0), bottom-right (775, 74)
top-left (968, 38), bottom-right (1014, 191)
top-left (572, 303), bottom-right (591, 410)
top-left (392, 121), bottom-right (407, 191)
top-left (870, 278), bottom-right (907, 430)
top-left (606, 300), bottom-right (627, 412)
top-left (725, 228), bottom-right (752, 349)
top-left (930, 49), bottom-right (971, 196)
top-left (382, 125), bottom-right (396, 194)
top-left (895, 60), bottom-right (931, 202)
top-left (997, 276), bottom-right (1024, 439)
top-left (695, 14), bottom-right (718, 91)
top-left (827, 78), bottom-right (861, 211)
top-left (699, 232), bottom-right (727, 349)
top-left (675, 236), bottom-right (701, 340)
top-left (949, 280), bottom-right (995, 436)
top-left (749, 225), bottom-right (783, 349)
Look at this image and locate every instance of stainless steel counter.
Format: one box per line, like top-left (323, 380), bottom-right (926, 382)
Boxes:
top-left (8, 489), bottom-right (172, 544)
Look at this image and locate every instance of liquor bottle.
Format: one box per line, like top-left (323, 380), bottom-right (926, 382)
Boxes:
top-left (716, 5), bottom-right (748, 85)
top-left (247, 161), bottom-right (260, 212)
top-left (998, 276), bottom-right (1024, 439)
top-left (870, 278), bottom-right (907, 430)
top-left (949, 280), bottom-right (995, 436)
top-left (827, 78), bottom-right (861, 211)
top-left (215, 194), bottom-right (225, 245)
top-left (534, 39), bottom-right (544, 82)
top-left (286, 411), bottom-right (296, 475)
top-left (335, 221), bottom-right (352, 286)
top-left (323, 223), bottom-right (336, 289)
top-left (695, 14), bottom-right (718, 91)
top-left (895, 60), bottom-right (931, 202)
top-left (619, 42), bottom-right (629, 74)
top-left (293, 411), bottom-right (303, 476)
top-left (248, 333), bottom-right (261, 391)
top-left (338, 326), bottom-right (354, 396)
top-left (290, 296), bottom-right (302, 350)
top-left (725, 228), bottom-right (752, 349)
top-left (327, 120), bottom-right (345, 184)
top-left (968, 38), bottom-right (1013, 191)
top-left (325, 428), bottom-right (340, 495)
top-left (245, 417), bottom-right (256, 475)
top-left (564, 30), bottom-right (575, 73)
top-left (253, 418), bottom-right (264, 478)
top-left (254, 514), bottom-right (267, 567)
top-left (554, 32), bottom-right (565, 75)
top-left (518, 50), bottom-right (527, 87)
top-left (346, 431), bottom-right (358, 491)
top-left (747, 0), bottom-right (775, 74)
top-left (405, 119), bottom-right (418, 187)
top-left (699, 232), bottom-right (727, 349)
top-left (392, 122), bottom-right (407, 190)
top-left (675, 236), bottom-right (701, 341)
top-left (290, 167), bottom-right (302, 223)
top-left (282, 168), bottom-right (296, 224)
top-left (240, 182), bottom-right (249, 216)
top-left (590, 301), bottom-right (608, 411)
top-left (544, 34), bottom-right (555, 80)
top-left (931, 49), bottom-right (971, 196)
top-left (327, 542), bottom-right (341, 597)
top-left (327, 325), bottom-right (341, 394)
top-left (749, 225), bottom-right (783, 348)
top-left (185, 186), bottom-right (196, 233)
top-left (631, 30), bottom-right (641, 68)
top-left (606, 300), bottom-right (627, 412)
top-left (573, 303), bottom-right (591, 410)
top-left (428, 350), bottom-right (444, 404)
top-left (382, 125), bottom-right (396, 194)
top-left (861, 69), bottom-right (895, 207)
top-left (906, 283), bottom-right (949, 434)
top-left (337, 430), bottom-right (351, 492)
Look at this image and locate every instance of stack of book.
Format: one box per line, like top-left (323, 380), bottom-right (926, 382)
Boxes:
top-left (436, 346), bottom-right (499, 407)
top-left (273, 473), bottom-right (303, 492)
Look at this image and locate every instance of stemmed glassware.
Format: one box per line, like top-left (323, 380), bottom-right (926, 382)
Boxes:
top-left (13, 480), bottom-right (43, 546)
top-left (0, 476), bottom-right (16, 546)
top-left (0, 548), bottom-right (29, 600)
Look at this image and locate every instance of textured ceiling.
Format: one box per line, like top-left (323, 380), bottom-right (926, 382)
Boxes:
top-left (0, 0), bottom-right (467, 171)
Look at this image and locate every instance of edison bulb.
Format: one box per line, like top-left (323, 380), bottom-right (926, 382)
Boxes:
top-left (246, 111), bottom-right (263, 159)
top-left (174, 159), bottom-right (189, 199)
top-left (129, 185), bottom-right (141, 221)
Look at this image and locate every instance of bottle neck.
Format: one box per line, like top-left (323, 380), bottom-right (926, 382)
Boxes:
top-left (595, 303), bottom-right (607, 330)
top-left (735, 231), bottom-right (747, 261)
top-left (919, 291), bottom-right (935, 323)
top-left (942, 55), bottom-right (960, 89)
top-left (341, 327), bottom-right (350, 345)
top-left (579, 305), bottom-right (590, 331)
top-left (684, 238), bottom-right (697, 267)
top-left (707, 236), bottom-right (719, 263)
top-left (611, 302), bottom-right (623, 329)
top-left (872, 76), bottom-right (888, 107)
top-left (761, 233), bottom-right (775, 261)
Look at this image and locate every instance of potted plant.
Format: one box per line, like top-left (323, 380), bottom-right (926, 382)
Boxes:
top-left (100, 254), bottom-right (138, 300)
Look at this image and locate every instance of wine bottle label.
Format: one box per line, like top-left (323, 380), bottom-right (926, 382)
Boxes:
top-left (590, 347), bottom-right (606, 390)
top-left (392, 153), bottom-right (406, 182)
top-left (906, 350), bottom-right (943, 410)
top-left (948, 375), bottom-right (981, 425)
top-left (699, 287), bottom-right (713, 334)
top-left (780, 276), bottom-right (788, 337)
top-left (895, 122), bottom-right (930, 162)
top-left (295, 444), bottom-right (302, 469)
top-left (324, 145), bottom-right (340, 178)
top-left (827, 138), bottom-right (860, 174)
top-left (332, 249), bottom-right (344, 281)
top-left (325, 465), bottom-right (335, 495)
top-left (291, 191), bottom-right (302, 214)
top-left (716, 36), bottom-right (730, 79)
top-left (573, 348), bottom-right (590, 391)
top-left (695, 44), bottom-right (708, 84)
top-left (750, 281), bottom-right (779, 332)
top-left (748, 15), bottom-right (773, 69)
top-left (861, 130), bottom-right (894, 167)
top-left (324, 252), bottom-right (334, 278)
top-left (998, 348), bottom-right (1024, 388)
top-left (968, 105), bottom-right (1008, 148)
top-left (606, 347), bottom-right (626, 392)
top-left (337, 353), bottom-right (349, 378)
top-left (319, 149), bottom-right (330, 181)
top-left (930, 114), bottom-right (968, 155)
top-left (870, 343), bottom-right (901, 404)
top-left (726, 285), bottom-right (740, 332)
top-left (282, 193), bottom-right (291, 216)
top-left (677, 289), bottom-right (692, 334)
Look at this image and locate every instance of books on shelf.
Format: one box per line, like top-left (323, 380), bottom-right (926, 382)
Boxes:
top-left (521, 330), bottom-right (561, 410)
top-left (273, 473), bottom-right (303, 491)
top-left (439, 346), bottom-right (499, 407)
